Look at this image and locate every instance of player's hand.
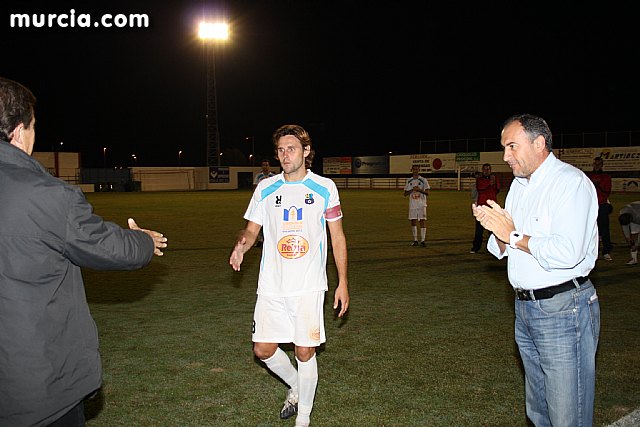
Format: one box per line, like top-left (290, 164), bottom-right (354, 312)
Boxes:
top-left (128, 218), bottom-right (167, 256)
top-left (334, 284), bottom-right (349, 317)
top-left (229, 237), bottom-right (246, 271)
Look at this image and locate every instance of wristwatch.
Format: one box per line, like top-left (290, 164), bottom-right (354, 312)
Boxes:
top-left (509, 231), bottom-right (524, 249)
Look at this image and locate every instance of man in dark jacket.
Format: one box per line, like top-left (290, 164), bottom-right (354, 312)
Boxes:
top-left (0, 77), bottom-right (168, 426)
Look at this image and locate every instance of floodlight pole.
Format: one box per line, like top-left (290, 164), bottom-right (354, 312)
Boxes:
top-left (199, 22), bottom-right (228, 168)
top-left (204, 43), bottom-right (220, 167)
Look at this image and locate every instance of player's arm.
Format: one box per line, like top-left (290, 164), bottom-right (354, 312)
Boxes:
top-left (328, 218), bottom-right (349, 317)
top-left (229, 220), bottom-right (261, 271)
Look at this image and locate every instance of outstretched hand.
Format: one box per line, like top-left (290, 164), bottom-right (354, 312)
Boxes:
top-left (229, 236), bottom-right (247, 271)
top-left (128, 218), bottom-right (167, 256)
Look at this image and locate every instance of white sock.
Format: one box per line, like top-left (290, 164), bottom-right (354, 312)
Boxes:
top-left (632, 250), bottom-right (638, 262)
top-left (411, 226), bottom-right (417, 240)
top-left (420, 227), bottom-right (426, 242)
top-left (263, 348), bottom-right (298, 391)
top-left (296, 354), bottom-right (317, 420)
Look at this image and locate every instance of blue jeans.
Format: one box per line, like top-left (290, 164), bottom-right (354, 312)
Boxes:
top-left (514, 281), bottom-right (600, 427)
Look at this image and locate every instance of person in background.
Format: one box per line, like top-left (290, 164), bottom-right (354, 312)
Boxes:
top-left (473, 113), bottom-right (600, 427)
top-left (618, 201), bottom-right (640, 265)
top-left (470, 171), bottom-right (481, 204)
top-left (230, 124), bottom-right (349, 427)
top-left (587, 156), bottom-right (613, 260)
top-left (252, 158), bottom-right (276, 247)
top-left (403, 164), bottom-right (430, 247)
top-left (470, 163), bottom-right (500, 253)
top-left (0, 76), bottom-right (168, 426)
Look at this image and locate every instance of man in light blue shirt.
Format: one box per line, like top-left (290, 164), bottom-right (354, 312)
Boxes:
top-left (473, 114), bottom-right (600, 427)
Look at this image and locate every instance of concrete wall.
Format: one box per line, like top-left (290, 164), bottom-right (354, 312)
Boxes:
top-left (130, 166), bottom-right (279, 191)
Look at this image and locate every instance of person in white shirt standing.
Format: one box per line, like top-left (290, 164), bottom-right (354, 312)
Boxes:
top-left (403, 165), bottom-right (430, 247)
top-left (473, 114), bottom-right (600, 427)
top-left (230, 124), bottom-right (349, 427)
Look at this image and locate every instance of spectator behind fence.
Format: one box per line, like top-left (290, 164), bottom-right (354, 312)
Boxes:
top-left (0, 76), bottom-right (168, 426)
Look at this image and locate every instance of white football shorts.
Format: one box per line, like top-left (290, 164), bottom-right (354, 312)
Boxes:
top-left (622, 222), bottom-right (640, 239)
top-left (408, 206), bottom-right (427, 220)
top-left (252, 291), bottom-right (326, 347)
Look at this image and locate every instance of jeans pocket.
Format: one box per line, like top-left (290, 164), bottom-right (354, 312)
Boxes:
top-left (537, 290), bottom-right (575, 316)
top-left (588, 290), bottom-right (601, 346)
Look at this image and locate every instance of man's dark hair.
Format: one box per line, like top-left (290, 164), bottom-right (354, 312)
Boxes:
top-left (502, 113), bottom-right (553, 152)
top-left (0, 77), bottom-right (36, 142)
top-left (619, 213), bottom-right (632, 226)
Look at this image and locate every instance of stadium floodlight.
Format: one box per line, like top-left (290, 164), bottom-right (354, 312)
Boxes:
top-left (198, 22), bottom-right (228, 40)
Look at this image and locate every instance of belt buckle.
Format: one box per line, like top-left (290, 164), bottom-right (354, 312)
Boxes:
top-left (515, 288), bottom-right (532, 301)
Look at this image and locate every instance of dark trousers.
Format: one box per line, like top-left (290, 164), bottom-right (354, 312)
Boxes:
top-left (48, 401), bottom-right (85, 427)
top-left (472, 219), bottom-right (486, 252)
top-left (597, 203), bottom-right (612, 254)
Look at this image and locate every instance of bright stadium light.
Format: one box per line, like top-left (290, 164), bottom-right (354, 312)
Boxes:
top-left (198, 22), bottom-right (228, 40)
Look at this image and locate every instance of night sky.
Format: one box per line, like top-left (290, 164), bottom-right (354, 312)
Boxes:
top-left (2, 1), bottom-right (638, 167)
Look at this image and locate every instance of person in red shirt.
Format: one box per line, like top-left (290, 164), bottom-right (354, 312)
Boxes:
top-left (470, 163), bottom-right (500, 253)
top-left (587, 156), bottom-right (613, 260)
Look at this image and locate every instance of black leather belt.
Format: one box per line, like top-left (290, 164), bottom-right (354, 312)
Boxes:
top-left (515, 276), bottom-right (590, 301)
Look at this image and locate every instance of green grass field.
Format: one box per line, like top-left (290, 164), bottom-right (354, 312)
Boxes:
top-left (81, 189), bottom-right (640, 426)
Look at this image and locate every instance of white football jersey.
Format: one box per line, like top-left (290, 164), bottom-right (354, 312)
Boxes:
top-left (244, 171), bottom-right (343, 297)
top-left (404, 176), bottom-right (430, 209)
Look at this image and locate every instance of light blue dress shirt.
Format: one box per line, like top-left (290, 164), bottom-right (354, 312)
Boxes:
top-left (488, 153), bottom-right (599, 290)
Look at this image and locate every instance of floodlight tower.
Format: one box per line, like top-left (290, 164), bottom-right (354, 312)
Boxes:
top-left (198, 21), bottom-right (228, 167)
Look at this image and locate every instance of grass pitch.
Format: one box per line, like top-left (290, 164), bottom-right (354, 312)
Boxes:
top-left (81, 189), bottom-right (640, 426)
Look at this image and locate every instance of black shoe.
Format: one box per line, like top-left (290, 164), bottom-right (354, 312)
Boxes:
top-left (420, 241), bottom-right (426, 247)
top-left (280, 389), bottom-right (298, 420)
top-left (411, 241), bottom-right (419, 246)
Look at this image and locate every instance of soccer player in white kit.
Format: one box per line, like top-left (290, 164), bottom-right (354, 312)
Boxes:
top-left (403, 164), bottom-right (430, 246)
top-left (230, 124), bottom-right (349, 427)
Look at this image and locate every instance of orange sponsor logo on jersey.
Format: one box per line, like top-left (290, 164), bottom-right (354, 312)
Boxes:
top-left (278, 235), bottom-right (309, 259)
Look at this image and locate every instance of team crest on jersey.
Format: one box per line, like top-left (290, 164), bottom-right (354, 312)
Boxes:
top-left (283, 206), bottom-right (303, 221)
top-left (278, 235), bottom-right (308, 259)
top-left (282, 206), bottom-right (303, 233)
top-left (305, 193), bottom-right (314, 205)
